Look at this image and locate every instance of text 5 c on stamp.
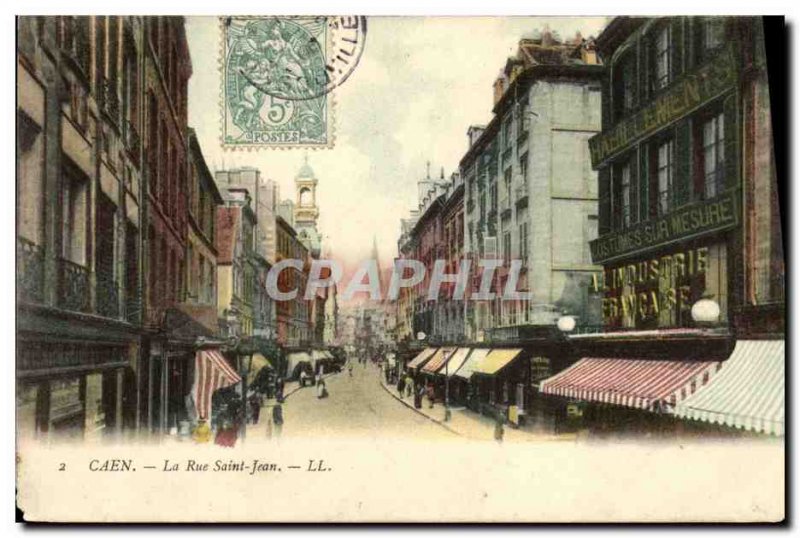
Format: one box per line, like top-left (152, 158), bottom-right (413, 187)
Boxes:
top-left (221, 16), bottom-right (367, 149)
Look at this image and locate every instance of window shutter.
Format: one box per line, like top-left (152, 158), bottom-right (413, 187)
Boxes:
top-left (638, 33), bottom-right (650, 102)
top-left (629, 154), bottom-right (639, 223)
top-left (598, 167), bottom-right (611, 235)
top-left (723, 93), bottom-right (739, 190)
top-left (674, 119), bottom-right (692, 206)
top-left (686, 17), bottom-right (699, 69)
top-left (671, 17), bottom-right (684, 81)
top-left (638, 144), bottom-right (650, 220)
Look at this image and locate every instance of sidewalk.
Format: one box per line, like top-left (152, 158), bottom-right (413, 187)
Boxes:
top-left (379, 379), bottom-right (575, 443)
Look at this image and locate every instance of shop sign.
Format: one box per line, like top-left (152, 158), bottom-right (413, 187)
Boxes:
top-left (567, 403), bottom-right (584, 419)
top-left (589, 46), bottom-right (738, 168)
top-left (590, 190), bottom-right (738, 264)
top-left (592, 247), bottom-right (711, 326)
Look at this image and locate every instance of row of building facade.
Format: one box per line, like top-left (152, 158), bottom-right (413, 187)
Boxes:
top-left (394, 17), bottom-right (784, 436)
top-left (16, 16), bottom-right (338, 441)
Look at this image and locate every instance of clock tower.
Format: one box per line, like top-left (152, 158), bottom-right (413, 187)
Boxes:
top-left (294, 156), bottom-right (322, 258)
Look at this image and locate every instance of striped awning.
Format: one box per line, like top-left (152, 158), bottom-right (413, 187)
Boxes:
top-left (407, 347), bottom-right (438, 370)
top-left (422, 347), bottom-right (457, 374)
top-left (454, 348), bottom-right (491, 380)
top-left (443, 348), bottom-right (472, 378)
top-left (540, 358), bottom-right (721, 412)
top-left (473, 348), bottom-right (523, 376)
top-left (674, 340), bottom-right (785, 436)
top-left (192, 349), bottom-right (241, 421)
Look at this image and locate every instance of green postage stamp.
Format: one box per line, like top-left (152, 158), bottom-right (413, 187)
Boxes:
top-left (221, 16), bottom-right (366, 149)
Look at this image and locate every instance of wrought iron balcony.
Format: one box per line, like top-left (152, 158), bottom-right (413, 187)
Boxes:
top-left (101, 78), bottom-right (120, 122)
top-left (59, 258), bottom-right (91, 313)
top-left (125, 295), bottom-right (142, 325)
top-left (144, 306), bottom-right (167, 329)
top-left (58, 17), bottom-right (91, 78)
top-left (17, 237), bottom-right (44, 303)
top-left (515, 184), bottom-right (529, 209)
top-left (95, 272), bottom-right (120, 319)
top-left (123, 119), bottom-right (141, 158)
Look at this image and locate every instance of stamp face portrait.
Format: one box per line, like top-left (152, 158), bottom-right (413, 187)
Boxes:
top-left (221, 16), bottom-right (366, 149)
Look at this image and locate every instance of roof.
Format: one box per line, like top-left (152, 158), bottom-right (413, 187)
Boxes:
top-left (188, 129), bottom-right (224, 205)
top-left (215, 207), bottom-right (240, 264)
top-left (594, 16), bottom-right (646, 59)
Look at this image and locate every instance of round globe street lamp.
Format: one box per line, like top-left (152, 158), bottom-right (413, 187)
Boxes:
top-left (691, 298), bottom-right (721, 325)
top-left (416, 331), bottom-right (427, 341)
top-left (557, 315), bottom-right (576, 333)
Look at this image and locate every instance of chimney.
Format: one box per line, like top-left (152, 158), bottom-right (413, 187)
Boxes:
top-left (493, 73), bottom-right (506, 107)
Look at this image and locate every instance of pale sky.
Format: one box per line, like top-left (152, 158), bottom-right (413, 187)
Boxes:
top-left (186, 16), bottom-right (609, 266)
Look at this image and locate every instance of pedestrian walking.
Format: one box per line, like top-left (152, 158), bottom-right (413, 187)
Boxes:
top-left (275, 376), bottom-right (285, 402)
top-left (397, 376), bottom-right (406, 398)
top-left (494, 416), bottom-right (505, 443)
top-left (318, 378), bottom-right (328, 399)
top-left (272, 403), bottom-right (284, 439)
top-left (248, 393), bottom-right (262, 425)
top-left (414, 383), bottom-right (424, 409)
top-left (405, 375), bottom-right (413, 398)
top-left (348, 362), bottom-right (353, 377)
top-left (426, 383), bottom-right (435, 409)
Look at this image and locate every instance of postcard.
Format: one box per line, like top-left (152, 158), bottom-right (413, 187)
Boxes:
top-left (15, 14), bottom-right (785, 523)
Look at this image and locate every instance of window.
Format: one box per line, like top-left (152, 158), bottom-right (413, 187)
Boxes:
top-left (613, 56), bottom-right (636, 119)
top-left (519, 153), bottom-right (528, 184)
top-left (147, 93), bottom-right (158, 191)
top-left (619, 161), bottom-right (633, 227)
top-left (518, 222), bottom-right (529, 262)
top-left (654, 25), bottom-right (672, 91)
top-left (504, 168), bottom-right (512, 203)
top-left (702, 111), bottom-right (725, 199)
top-left (187, 244), bottom-right (196, 299)
top-left (18, 111), bottom-right (45, 244)
top-left (123, 26), bottom-right (139, 131)
top-left (702, 17), bottom-right (725, 53)
top-left (61, 161), bottom-right (89, 265)
top-left (656, 139), bottom-right (675, 216)
top-left (502, 232), bottom-right (511, 267)
top-left (503, 117), bottom-right (513, 148)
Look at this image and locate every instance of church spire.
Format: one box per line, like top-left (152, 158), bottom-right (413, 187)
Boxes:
top-left (371, 235), bottom-right (385, 300)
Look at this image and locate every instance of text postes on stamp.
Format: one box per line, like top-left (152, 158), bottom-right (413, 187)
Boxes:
top-left (221, 16), bottom-right (367, 149)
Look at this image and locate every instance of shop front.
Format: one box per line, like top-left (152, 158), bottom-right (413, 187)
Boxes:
top-left (17, 333), bottom-right (137, 442)
top-left (470, 348), bottom-right (527, 424)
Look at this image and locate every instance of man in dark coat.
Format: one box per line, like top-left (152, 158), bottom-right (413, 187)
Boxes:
top-left (272, 403), bottom-right (284, 438)
top-left (249, 393), bottom-right (262, 425)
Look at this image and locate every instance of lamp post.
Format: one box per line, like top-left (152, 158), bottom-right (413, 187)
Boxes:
top-left (444, 348), bottom-right (453, 422)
